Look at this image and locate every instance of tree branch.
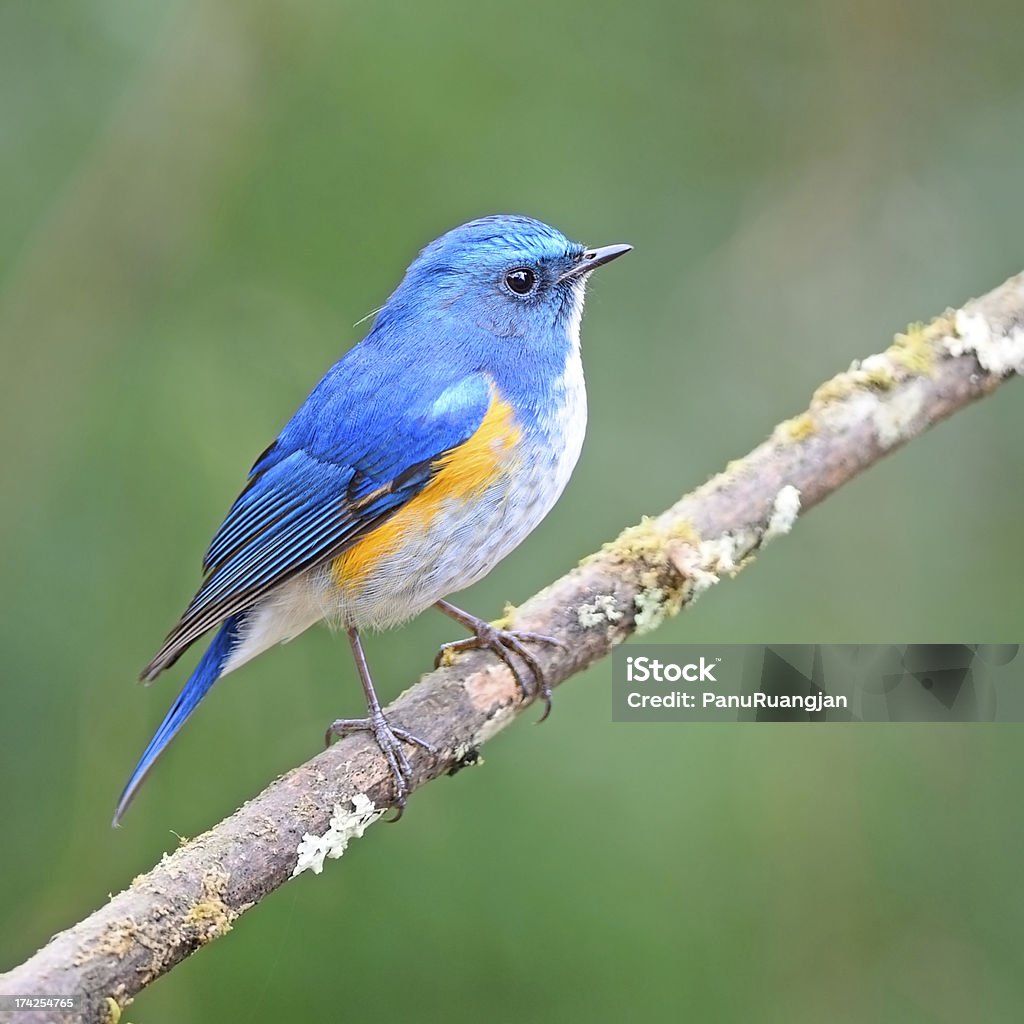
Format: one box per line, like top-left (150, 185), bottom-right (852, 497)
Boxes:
top-left (3, 272), bottom-right (1022, 1023)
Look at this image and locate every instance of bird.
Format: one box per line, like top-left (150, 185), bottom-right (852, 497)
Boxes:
top-left (113, 214), bottom-right (631, 825)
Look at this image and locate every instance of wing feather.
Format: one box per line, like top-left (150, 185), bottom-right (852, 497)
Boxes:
top-left (141, 372), bottom-right (495, 681)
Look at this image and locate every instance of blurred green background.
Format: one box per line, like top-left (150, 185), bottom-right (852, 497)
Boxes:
top-left (2, 1), bottom-right (1023, 1020)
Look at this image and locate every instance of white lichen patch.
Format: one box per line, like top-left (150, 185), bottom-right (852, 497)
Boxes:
top-left (630, 528), bottom-right (753, 632)
top-left (577, 594), bottom-right (623, 628)
top-left (873, 379), bottom-right (926, 448)
top-left (826, 390), bottom-right (877, 432)
top-left (633, 588), bottom-right (668, 633)
top-left (666, 532), bottom-right (750, 604)
top-left (697, 535), bottom-right (737, 578)
top-left (857, 353), bottom-right (890, 376)
top-left (292, 794), bottom-right (384, 877)
top-left (947, 308), bottom-right (1024, 376)
top-left (450, 741), bottom-right (483, 767)
top-left (684, 565), bottom-right (720, 597)
top-left (764, 485), bottom-right (801, 542)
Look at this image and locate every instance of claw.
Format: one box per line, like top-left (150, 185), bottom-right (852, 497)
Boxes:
top-left (326, 711), bottom-right (435, 818)
top-left (434, 600), bottom-right (565, 721)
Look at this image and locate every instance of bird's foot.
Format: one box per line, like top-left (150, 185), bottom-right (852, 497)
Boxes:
top-left (325, 712), bottom-right (435, 820)
top-left (434, 611), bottom-right (567, 722)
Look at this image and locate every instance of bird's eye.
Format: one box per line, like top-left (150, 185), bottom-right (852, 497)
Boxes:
top-left (504, 267), bottom-right (537, 296)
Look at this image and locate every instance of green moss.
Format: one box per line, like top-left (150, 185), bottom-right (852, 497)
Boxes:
top-left (592, 516), bottom-right (699, 566)
top-left (889, 320), bottom-right (938, 375)
top-left (776, 412), bottom-right (816, 442)
top-left (183, 898), bottom-right (234, 943)
top-left (805, 312), bottom-right (954, 418)
top-left (812, 373), bottom-right (856, 405)
top-left (585, 517), bottom-right (699, 634)
top-left (814, 364), bottom-right (895, 406)
top-left (490, 602), bottom-right (517, 630)
top-left (182, 867), bottom-right (234, 944)
top-left (862, 366), bottom-right (897, 389)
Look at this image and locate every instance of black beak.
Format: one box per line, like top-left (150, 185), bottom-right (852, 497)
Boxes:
top-left (559, 242), bottom-right (633, 282)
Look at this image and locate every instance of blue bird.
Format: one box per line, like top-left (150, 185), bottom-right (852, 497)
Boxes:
top-left (114, 215), bottom-right (631, 824)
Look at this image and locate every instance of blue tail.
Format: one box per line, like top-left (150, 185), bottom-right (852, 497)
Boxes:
top-left (113, 615), bottom-right (241, 825)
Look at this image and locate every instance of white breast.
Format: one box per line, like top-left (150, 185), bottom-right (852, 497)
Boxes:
top-left (547, 284), bottom-right (589, 499)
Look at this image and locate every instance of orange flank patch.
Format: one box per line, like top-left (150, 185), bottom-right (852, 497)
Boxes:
top-left (331, 392), bottom-right (521, 589)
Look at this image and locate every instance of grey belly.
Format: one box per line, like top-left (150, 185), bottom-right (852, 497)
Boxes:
top-left (323, 457), bottom-right (565, 630)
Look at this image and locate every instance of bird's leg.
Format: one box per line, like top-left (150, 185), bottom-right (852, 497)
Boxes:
top-left (325, 626), bottom-right (435, 818)
top-left (433, 599), bottom-right (568, 721)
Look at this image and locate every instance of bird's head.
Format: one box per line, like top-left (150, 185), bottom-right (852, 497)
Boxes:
top-left (381, 215), bottom-right (631, 348)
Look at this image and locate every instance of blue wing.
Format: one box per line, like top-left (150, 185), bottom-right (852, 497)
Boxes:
top-left (141, 365), bottom-right (493, 681)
